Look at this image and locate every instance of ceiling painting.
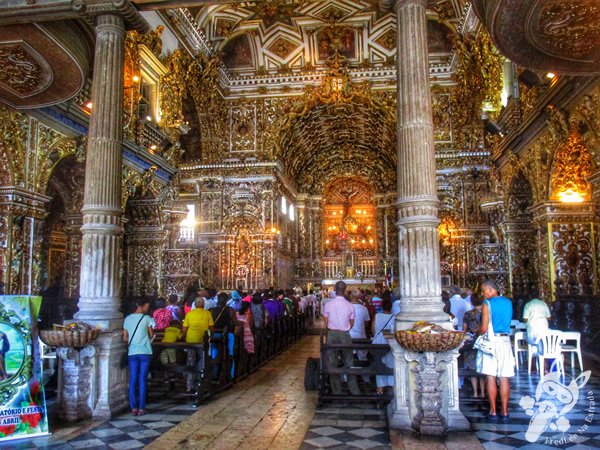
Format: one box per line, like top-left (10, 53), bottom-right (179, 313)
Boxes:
top-left (222, 34), bottom-right (255, 69)
top-left (316, 26), bottom-right (357, 62)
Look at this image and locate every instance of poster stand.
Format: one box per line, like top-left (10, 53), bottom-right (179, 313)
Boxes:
top-left (0, 295), bottom-right (50, 442)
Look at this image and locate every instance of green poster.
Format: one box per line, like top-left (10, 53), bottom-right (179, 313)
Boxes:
top-left (0, 296), bottom-right (49, 442)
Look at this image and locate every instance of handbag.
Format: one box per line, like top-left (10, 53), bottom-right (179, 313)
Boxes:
top-left (121, 315), bottom-right (145, 369)
top-left (473, 300), bottom-right (496, 355)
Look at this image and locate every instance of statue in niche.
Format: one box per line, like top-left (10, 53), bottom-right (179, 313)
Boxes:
top-left (344, 250), bottom-right (355, 278)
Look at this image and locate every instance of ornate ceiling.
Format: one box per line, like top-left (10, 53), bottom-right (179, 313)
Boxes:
top-left (472, 0), bottom-right (600, 75)
top-left (183, 0), bottom-right (471, 97)
top-left (278, 93), bottom-right (397, 194)
top-left (0, 21), bottom-right (91, 109)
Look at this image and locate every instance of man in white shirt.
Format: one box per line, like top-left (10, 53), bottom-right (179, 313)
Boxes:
top-left (522, 297), bottom-right (551, 345)
top-left (449, 286), bottom-right (472, 329)
top-left (349, 290), bottom-right (370, 340)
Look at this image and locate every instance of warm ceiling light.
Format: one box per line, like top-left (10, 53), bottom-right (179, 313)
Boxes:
top-left (333, 211), bottom-right (337, 215)
top-left (557, 188), bottom-right (584, 203)
top-left (146, 116), bottom-right (152, 121)
top-left (270, 227), bottom-right (277, 233)
top-left (546, 72), bottom-right (556, 79)
top-left (350, 239), bottom-right (355, 243)
top-left (85, 101), bottom-right (93, 109)
top-left (361, 239), bottom-right (366, 244)
top-left (366, 225), bottom-right (372, 231)
top-left (150, 144), bottom-right (157, 151)
top-left (369, 238), bottom-right (373, 244)
top-left (356, 209), bottom-right (361, 214)
top-left (132, 75), bottom-right (140, 82)
top-left (325, 239), bottom-right (330, 244)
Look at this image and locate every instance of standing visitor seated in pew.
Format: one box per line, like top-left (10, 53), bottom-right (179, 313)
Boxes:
top-left (183, 296), bottom-right (214, 391)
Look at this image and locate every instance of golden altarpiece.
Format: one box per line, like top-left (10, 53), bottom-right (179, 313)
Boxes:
top-left (0, 0), bottom-right (599, 342)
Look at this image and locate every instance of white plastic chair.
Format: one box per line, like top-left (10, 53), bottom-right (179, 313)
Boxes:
top-left (535, 330), bottom-right (565, 378)
top-left (513, 331), bottom-right (528, 370)
top-left (561, 331), bottom-right (583, 371)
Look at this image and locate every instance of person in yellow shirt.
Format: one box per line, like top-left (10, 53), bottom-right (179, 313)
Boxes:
top-left (182, 297), bottom-right (214, 392)
top-left (160, 319), bottom-right (183, 366)
top-left (183, 297), bottom-right (214, 343)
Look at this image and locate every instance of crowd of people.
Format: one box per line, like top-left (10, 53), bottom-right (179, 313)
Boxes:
top-left (122, 284), bottom-right (400, 413)
top-left (121, 287), bottom-right (323, 415)
top-left (122, 280), bottom-right (553, 422)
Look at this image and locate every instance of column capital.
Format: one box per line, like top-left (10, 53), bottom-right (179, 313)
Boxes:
top-left (72, 0), bottom-right (149, 33)
top-left (382, 0), bottom-right (428, 12)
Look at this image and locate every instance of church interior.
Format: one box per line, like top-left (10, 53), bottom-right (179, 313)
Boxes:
top-left (1, 0), bottom-right (600, 448)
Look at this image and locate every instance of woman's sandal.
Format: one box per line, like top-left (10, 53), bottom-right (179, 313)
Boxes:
top-left (132, 409), bottom-right (139, 416)
top-left (138, 410), bottom-right (146, 416)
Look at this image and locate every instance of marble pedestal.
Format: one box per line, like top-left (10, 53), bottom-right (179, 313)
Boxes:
top-left (56, 331), bottom-right (128, 420)
top-left (57, 346), bottom-right (96, 422)
top-left (387, 338), bottom-right (470, 434)
top-left (92, 331), bottom-right (129, 418)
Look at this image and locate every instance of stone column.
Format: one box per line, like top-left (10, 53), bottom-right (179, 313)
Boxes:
top-left (75, 14), bottom-right (125, 331)
top-left (72, 13), bottom-right (129, 418)
top-left (389, 0), bottom-right (468, 433)
top-left (394, 0), bottom-right (446, 326)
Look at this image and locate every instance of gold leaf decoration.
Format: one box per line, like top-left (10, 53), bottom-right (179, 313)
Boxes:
top-left (550, 130), bottom-right (592, 202)
top-left (450, 31), bottom-right (503, 149)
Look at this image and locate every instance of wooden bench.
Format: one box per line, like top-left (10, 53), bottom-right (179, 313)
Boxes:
top-left (318, 335), bottom-right (394, 405)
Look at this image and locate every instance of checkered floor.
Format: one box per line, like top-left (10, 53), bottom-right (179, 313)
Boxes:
top-left (460, 363), bottom-right (600, 449)
top-left (300, 403), bottom-right (390, 449)
top-left (5, 353), bottom-right (600, 449)
top-left (2, 398), bottom-right (199, 450)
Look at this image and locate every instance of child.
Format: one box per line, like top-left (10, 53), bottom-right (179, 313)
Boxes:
top-left (160, 319), bottom-right (182, 366)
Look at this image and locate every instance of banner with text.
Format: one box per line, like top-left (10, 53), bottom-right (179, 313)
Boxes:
top-left (0, 295), bottom-right (49, 442)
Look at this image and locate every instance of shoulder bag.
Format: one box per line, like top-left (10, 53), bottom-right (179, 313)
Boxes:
top-left (473, 300), bottom-right (495, 355)
top-left (120, 315), bottom-right (145, 369)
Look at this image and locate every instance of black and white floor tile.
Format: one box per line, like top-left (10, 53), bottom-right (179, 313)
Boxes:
top-left (460, 364), bottom-right (600, 449)
top-left (300, 403), bottom-right (390, 449)
top-left (1, 398), bottom-right (199, 450)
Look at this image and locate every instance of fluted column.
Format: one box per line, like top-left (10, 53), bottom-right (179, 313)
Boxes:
top-left (395, 0), bottom-right (446, 325)
top-left (75, 14), bottom-right (125, 330)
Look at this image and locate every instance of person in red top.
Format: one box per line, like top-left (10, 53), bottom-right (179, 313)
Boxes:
top-left (152, 298), bottom-right (172, 331)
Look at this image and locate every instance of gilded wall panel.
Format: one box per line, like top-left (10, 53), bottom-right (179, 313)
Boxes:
top-left (229, 104), bottom-right (257, 154)
top-left (551, 223), bottom-right (595, 296)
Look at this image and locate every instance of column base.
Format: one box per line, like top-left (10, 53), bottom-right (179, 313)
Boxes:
top-left (387, 338), bottom-right (470, 435)
top-left (93, 331), bottom-right (129, 418)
